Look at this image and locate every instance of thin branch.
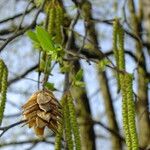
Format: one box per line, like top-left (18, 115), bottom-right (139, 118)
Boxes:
top-left (64, 10), bottom-right (80, 92)
top-left (0, 0), bottom-right (46, 53)
top-left (17, 0), bottom-right (34, 30)
top-left (25, 143), bottom-right (38, 150)
top-left (0, 5), bottom-right (36, 24)
top-left (8, 64), bottom-right (38, 85)
top-left (0, 139), bottom-right (55, 147)
top-left (4, 113), bottom-right (21, 118)
top-left (91, 18), bottom-right (143, 47)
top-left (7, 100), bottom-right (21, 110)
top-left (93, 120), bottom-right (124, 142)
top-left (0, 120), bottom-right (26, 137)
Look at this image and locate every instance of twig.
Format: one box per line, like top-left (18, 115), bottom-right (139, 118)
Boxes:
top-left (122, 0), bottom-right (132, 29)
top-left (0, 120), bottom-right (26, 137)
top-left (8, 64), bottom-right (38, 85)
top-left (91, 18), bottom-right (143, 47)
top-left (0, 0), bottom-right (46, 53)
top-left (4, 113), bottom-right (21, 119)
top-left (25, 143), bottom-right (38, 150)
top-left (17, 0), bottom-right (34, 30)
top-left (7, 100), bottom-right (21, 110)
top-left (0, 6), bottom-right (36, 24)
top-left (78, 20), bottom-right (88, 54)
top-left (0, 138), bottom-right (55, 147)
top-left (93, 120), bottom-right (124, 141)
top-left (64, 10), bottom-right (80, 92)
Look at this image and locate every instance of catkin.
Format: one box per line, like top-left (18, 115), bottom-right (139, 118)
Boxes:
top-left (113, 19), bottom-right (119, 66)
top-left (67, 93), bottom-right (81, 150)
top-left (46, 0), bottom-right (64, 44)
top-left (118, 25), bottom-right (125, 70)
top-left (55, 99), bottom-right (64, 150)
top-left (0, 64), bottom-right (8, 125)
top-left (55, 125), bottom-right (63, 150)
top-left (63, 96), bottom-right (74, 150)
top-left (122, 76), bottom-right (132, 149)
top-left (126, 74), bottom-right (138, 150)
top-left (122, 74), bottom-right (138, 150)
top-left (55, 123), bottom-right (63, 150)
top-left (0, 60), bottom-right (4, 92)
top-left (113, 19), bottom-right (121, 91)
top-left (55, 3), bottom-right (63, 44)
top-left (113, 20), bottom-right (138, 149)
top-left (48, 6), bottom-right (56, 35)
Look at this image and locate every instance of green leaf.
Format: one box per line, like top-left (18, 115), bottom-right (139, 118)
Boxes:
top-left (60, 64), bottom-right (71, 73)
top-left (97, 59), bottom-right (109, 71)
top-left (36, 26), bottom-right (55, 52)
top-left (44, 82), bottom-right (57, 91)
top-left (51, 52), bottom-right (58, 60)
top-left (33, 42), bottom-right (41, 50)
top-left (75, 69), bottom-right (83, 81)
top-left (74, 81), bottom-right (85, 87)
top-left (27, 30), bottom-right (38, 42)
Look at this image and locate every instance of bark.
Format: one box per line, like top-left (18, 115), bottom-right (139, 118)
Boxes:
top-left (61, 1), bottom-right (96, 149)
top-left (80, 1), bottom-right (122, 149)
top-left (128, 0), bottom-right (150, 148)
top-left (140, 0), bottom-right (150, 52)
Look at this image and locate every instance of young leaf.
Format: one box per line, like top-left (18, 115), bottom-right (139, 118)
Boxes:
top-left (36, 26), bottom-right (55, 52)
top-left (27, 30), bottom-right (38, 42)
top-left (74, 81), bottom-right (85, 87)
top-left (97, 59), bottom-right (109, 71)
top-left (44, 82), bottom-right (57, 91)
top-left (75, 69), bottom-right (83, 81)
top-left (60, 64), bottom-right (71, 73)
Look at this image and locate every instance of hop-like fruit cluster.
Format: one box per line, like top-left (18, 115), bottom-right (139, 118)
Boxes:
top-left (22, 89), bottom-right (62, 137)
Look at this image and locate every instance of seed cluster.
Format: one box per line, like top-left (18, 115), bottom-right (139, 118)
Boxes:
top-left (22, 89), bottom-right (62, 137)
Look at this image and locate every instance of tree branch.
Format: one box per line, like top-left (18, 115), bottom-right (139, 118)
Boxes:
top-left (8, 64), bottom-right (38, 85)
top-left (0, 0), bottom-right (46, 53)
top-left (0, 120), bottom-right (26, 137)
top-left (0, 139), bottom-right (55, 147)
top-left (0, 5), bottom-right (36, 24)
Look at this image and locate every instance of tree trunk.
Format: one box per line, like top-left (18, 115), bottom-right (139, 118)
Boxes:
top-left (81, 1), bottom-right (122, 149)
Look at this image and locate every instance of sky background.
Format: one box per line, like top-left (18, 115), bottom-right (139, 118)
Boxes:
top-left (0, 0), bottom-right (149, 150)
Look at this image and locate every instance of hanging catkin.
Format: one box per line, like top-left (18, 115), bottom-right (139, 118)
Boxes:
top-left (0, 60), bottom-right (8, 125)
top-left (55, 2), bottom-right (63, 44)
top-left (122, 75), bottom-right (132, 149)
top-left (47, 2), bottom-right (56, 36)
top-left (113, 19), bottom-right (121, 91)
top-left (118, 25), bottom-right (125, 70)
top-left (57, 93), bottom-right (81, 150)
top-left (112, 19), bottom-right (138, 149)
top-left (0, 60), bottom-right (4, 92)
top-left (63, 96), bottom-right (74, 150)
top-left (55, 97), bottom-right (64, 150)
top-left (46, 0), bottom-right (64, 44)
top-left (67, 93), bottom-right (81, 150)
top-left (125, 74), bottom-right (138, 150)
top-left (54, 122), bottom-right (63, 150)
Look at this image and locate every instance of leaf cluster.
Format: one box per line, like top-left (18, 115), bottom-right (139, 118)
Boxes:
top-left (27, 26), bottom-right (64, 62)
